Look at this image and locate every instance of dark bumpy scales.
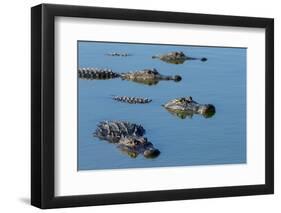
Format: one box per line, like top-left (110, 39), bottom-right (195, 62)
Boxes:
top-left (78, 68), bottom-right (120, 80)
top-left (94, 121), bottom-right (160, 158)
top-left (94, 120), bottom-right (145, 143)
top-left (113, 96), bottom-right (152, 104)
top-left (106, 52), bottom-right (131, 56)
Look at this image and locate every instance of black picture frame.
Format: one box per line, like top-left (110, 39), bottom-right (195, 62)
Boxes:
top-left (31, 3), bottom-right (274, 209)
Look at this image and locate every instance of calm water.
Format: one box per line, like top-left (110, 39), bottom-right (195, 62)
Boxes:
top-left (78, 41), bottom-right (246, 171)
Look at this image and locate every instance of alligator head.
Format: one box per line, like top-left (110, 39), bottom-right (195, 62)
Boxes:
top-left (117, 135), bottom-right (160, 158)
top-left (94, 121), bottom-right (160, 158)
top-left (152, 51), bottom-right (207, 64)
top-left (121, 68), bottom-right (182, 85)
top-left (163, 96), bottom-right (216, 118)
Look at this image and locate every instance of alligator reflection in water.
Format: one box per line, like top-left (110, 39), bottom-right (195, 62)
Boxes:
top-left (94, 121), bottom-right (160, 159)
top-left (124, 78), bottom-right (161, 86)
top-left (152, 51), bottom-right (207, 64)
top-left (163, 96), bottom-right (216, 119)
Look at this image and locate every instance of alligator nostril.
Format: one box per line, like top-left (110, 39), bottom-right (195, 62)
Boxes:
top-left (201, 57), bottom-right (207, 62)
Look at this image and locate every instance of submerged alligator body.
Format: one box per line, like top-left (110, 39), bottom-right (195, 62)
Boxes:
top-left (94, 121), bottom-right (160, 158)
top-left (152, 51), bottom-right (207, 64)
top-left (121, 68), bottom-right (182, 86)
top-left (78, 68), bottom-right (120, 80)
top-left (113, 96), bottom-right (152, 104)
top-left (163, 96), bottom-right (216, 118)
top-left (106, 52), bottom-right (131, 56)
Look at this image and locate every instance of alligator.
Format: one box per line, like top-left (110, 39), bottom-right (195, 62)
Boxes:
top-left (152, 51), bottom-right (207, 64)
top-left (106, 52), bottom-right (131, 56)
top-left (113, 96), bottom-right (152, 104)
top-left (120, 68), bottom-right (182, 86)
top-left (163, 96), bottom-right (216, 118)
top-left (94, 121), bottom-right (160, 158)
top-left (78, 68), bottom-right (120, 80)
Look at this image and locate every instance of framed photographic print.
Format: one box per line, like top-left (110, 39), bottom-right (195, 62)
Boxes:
top-left (31, 3), bottom-right (274, 209)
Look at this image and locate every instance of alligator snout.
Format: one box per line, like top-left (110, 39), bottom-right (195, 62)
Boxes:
top-left (144, 148), bottom-right (160, 158)
top-left (199, 104), bottom-right (216, 118)
top-left (174, 75), bottom-right (182, 82)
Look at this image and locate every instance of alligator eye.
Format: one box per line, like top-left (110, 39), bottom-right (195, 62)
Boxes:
top-left (186, 96), bottom-right (193, 103)
top-left (179, 98), bottom-right (185, 102)
top-left (133, 140), bottom-right (139, 145)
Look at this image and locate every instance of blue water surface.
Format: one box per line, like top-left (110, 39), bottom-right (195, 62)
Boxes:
top-left (78, 41), bottom-right (246, 170)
